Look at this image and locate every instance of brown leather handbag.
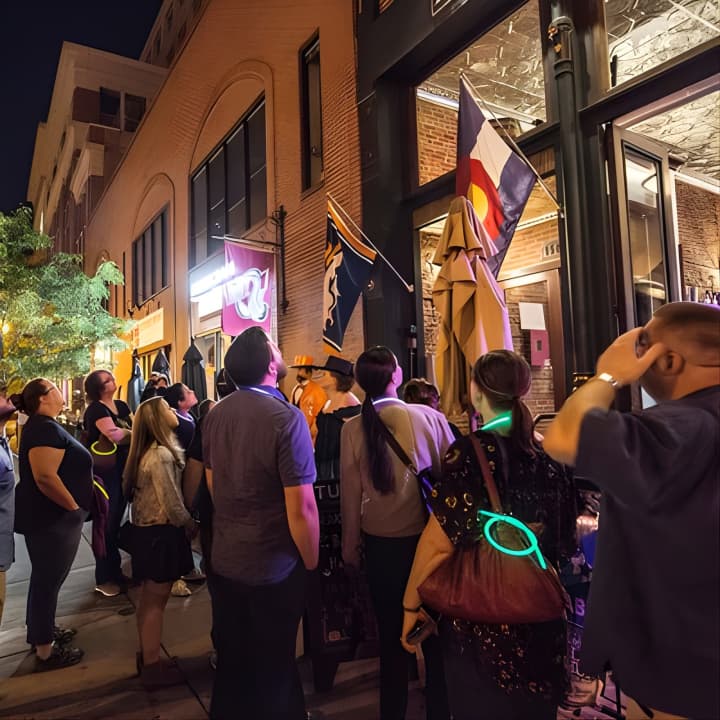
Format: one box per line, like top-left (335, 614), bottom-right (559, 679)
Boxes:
top-left (418, 433), bottom-right (568, 625)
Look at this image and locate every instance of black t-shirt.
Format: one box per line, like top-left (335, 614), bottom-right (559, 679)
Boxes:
top-left (15, 414), bottom-right (93, 534)
top-left (576, 385), bottom-right (720, 719)
top-left (83, 400), bottom-right (132, 473)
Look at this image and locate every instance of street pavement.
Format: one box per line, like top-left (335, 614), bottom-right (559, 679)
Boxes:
top-left (0, 527), bottom-right (424, 719)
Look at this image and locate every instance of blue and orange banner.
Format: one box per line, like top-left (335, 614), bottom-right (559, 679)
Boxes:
top-left (322, 200), bottom-right (377, 353)
top-left (455, 77), bottom-right (536, 276)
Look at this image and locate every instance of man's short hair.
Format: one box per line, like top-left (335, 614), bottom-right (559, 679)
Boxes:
top-left (224, 327), bottom-right (272, 387)
top-left (653, 302), bottom-right (720, 366)
top-left (164, 383), bottom-right (186, 409)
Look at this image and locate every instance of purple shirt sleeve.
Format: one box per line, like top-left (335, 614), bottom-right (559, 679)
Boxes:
top-left (277, 407), bottom-right (316, 488)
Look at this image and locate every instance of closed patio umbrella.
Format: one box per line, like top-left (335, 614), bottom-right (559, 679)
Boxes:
top-left (432, 196), bottom-right (513, 416)
top-left (181, 338), bottom-right (207, 402)
top-left (151, 347), bottom-right (171, 381)
top-left (126, 351), bottom-right (145, 413)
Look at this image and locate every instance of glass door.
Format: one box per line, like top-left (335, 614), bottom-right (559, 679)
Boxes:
top-left (607, 127), bottom-right (681, 333)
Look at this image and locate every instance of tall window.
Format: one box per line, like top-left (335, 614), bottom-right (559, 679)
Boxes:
top-left (125, 94), bottom-right (146, 132)
top-left (99, 87), bottom-right (121, 128)
top-left (133, 209), bottom-right (168, 306)
top-left (300, 35), bottom-right (323, 190)
top-left (190, 98), bottom-right (267, 266)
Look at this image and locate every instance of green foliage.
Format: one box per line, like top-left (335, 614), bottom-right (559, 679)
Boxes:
top-left (0, 207), bottom-right (131, 385)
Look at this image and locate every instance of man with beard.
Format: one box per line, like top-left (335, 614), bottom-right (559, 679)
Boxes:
top-left (0, 386), bottom-right (16, 623)
top-left (544, 302), bottom-right (719, 720)
top-left (203, 327), bottom-right (319, 720)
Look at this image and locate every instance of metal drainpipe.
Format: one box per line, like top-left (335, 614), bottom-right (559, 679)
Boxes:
top-left (548, 16), bottom-right (594, 388)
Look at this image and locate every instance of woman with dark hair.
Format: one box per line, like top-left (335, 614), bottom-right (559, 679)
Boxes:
top-left (341, 346), bottom-right (453, 720)
top-left (83, 369), bottom-right (132, 597)
top-left (13, 379), bottom-right (92, 671)
top-left (401, 350), bottom-right (576, 720)
top-left (122, 396), bottom-right (195, 688)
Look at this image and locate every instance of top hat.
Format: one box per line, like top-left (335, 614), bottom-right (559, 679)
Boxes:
top-left (313, 356), bottom-right (354, 377)
top-left (289, 355), bottom-right (315, 369)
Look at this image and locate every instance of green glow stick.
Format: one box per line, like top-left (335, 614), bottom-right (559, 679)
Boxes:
top-left (480, 411), bottom-right (513, 432)
top-left (478, 509), bottom-right (547, 570)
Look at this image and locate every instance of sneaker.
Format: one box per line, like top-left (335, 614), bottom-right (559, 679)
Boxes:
top-left (171, 579), bottom-right (192, 597)
top-left (182, 567), bottom-right (206, 582)
top-left (95, 582), bottom-right (121, 597)
top-left (35, 644), bottom-right (84, 672)
top-left (53, 625), bottom-right (77, 645)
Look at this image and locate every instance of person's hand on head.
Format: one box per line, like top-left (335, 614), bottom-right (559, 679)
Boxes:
top-left (596, 327), bottom-right (668, 387)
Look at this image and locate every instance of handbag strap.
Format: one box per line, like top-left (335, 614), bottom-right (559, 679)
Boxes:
top-left (375, 415), bottom-right (417, 473)
top-left (468, 432), bottom-right (503, 514)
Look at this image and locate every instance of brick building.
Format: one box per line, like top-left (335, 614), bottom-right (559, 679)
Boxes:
top-left (81, 0), bottom-right (363, 394)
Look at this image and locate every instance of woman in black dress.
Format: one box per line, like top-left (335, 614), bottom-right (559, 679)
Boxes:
top-left (83, 369), bottom-right (132, 597)
top-left (13, 379), bottom-right (92, 671)
top-left (402, 350), bottom-right (576, 720)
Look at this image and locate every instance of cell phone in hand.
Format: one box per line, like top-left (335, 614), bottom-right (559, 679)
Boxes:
top-left (405, 607), bottom-right (438, 645)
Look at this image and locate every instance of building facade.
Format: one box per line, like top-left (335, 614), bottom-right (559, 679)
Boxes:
top-left (82, 0), bottom-right (363, 394)
top-left (27, 42), bottom-right (166, 256)
top-left (355, 0), bottom-right (719, 414)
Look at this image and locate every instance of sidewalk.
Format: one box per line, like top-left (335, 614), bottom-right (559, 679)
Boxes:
top-left (0, 527), bottom-right (425, 719)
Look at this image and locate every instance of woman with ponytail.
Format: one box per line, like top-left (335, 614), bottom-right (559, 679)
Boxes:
top-left (402, 350), bottom-right (576, 720)
top-left (340, 346), bottom-right (454, 720)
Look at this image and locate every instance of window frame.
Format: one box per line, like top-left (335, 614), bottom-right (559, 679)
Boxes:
top-left (189, 96), bottom-right (267, 268)
top-left (132, 207), bottom-right (169, 307)
top-left (299, 33), bottom-right (324, 191)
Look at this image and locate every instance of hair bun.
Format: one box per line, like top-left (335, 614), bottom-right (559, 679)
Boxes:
top-left (8, 393), bottom-right (24, 412)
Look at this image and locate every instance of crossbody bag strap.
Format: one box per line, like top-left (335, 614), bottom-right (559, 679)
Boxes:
top-left (468, 432), bottom-right (503, 514)
top-left (375, 416), bottom-right (416, 473)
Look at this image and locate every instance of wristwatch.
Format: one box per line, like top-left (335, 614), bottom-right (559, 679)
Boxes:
top-left (594, 372), bottom-right (621, 389)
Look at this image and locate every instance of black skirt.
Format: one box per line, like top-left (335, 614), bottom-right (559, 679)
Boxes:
top-left (119, 523), bottom-right (193, 583)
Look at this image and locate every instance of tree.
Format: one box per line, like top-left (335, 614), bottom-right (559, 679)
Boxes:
top-left (0, 206), bottom-right (130, 388)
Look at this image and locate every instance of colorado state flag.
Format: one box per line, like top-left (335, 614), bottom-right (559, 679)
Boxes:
top-left (322, 200), bottom-right (377, 353)
top-left (455, 76), bottom-right (536, 276)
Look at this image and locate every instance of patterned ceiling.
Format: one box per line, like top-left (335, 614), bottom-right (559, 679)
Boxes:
top-left (419, 0), bottom-right (719, 181)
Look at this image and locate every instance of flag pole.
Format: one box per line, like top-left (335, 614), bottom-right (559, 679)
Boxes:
top-left (459, 72), bottom-right (562, 214)
top-left (327, 192), bottom-right (415, 293)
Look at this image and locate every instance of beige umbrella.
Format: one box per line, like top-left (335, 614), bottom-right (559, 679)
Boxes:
top-left (432, 196), bottom-right (513, 416)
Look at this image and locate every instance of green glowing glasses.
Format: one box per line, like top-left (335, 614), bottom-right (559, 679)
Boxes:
top-left (477, 509), bottom-right (547, 570)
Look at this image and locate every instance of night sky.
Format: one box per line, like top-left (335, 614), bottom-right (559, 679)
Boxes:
top-left (0, 1), bottom-right (164, 214)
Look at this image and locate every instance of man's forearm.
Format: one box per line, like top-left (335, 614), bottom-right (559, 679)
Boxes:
top-left (288, 509), bottom-right (320, 570)
top-left (544, 378), bottom-right (616, 466)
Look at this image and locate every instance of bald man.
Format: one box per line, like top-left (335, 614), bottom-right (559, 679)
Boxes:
top-left (544, 302), bottom-right (720, 720)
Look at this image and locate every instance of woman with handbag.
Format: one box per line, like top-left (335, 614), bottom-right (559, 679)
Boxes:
top-left (122, 396), bottom-right (195, 688)
top-left (340, 346), bottom-right (454, 720)
top-left (401, 350), bottom-right (576, 720)
top-left (83, 369), bottom-right (132, 597)
top-left (12, 379), bottom-right (91, 671)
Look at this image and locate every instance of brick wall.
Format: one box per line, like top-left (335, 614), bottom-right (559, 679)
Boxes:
top-left (416, 97), bottom-right (457, 186)
top-left (675, 180), bottom-right (720, 296)
top-left (84, 0), bottom-right (362, 388)
top-left (502, 219), bottom-right (558, 274)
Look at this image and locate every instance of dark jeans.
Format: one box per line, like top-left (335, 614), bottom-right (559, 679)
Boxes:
top-left (364, 533), bottom-right (449, 720)
top-left (210, 560), bottom-right (307, 720)
top-left (25, 509), bottom-right (84, 646)
top-left (439, 621), bottom-right (557, 720)
top-left (94, 468), bottom-right (126, 585)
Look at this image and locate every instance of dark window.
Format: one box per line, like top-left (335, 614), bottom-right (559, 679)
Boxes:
top-left (190, 98), bottom-right (267, 267)
top-left (99, 87), bottom-right (121, 128)
top-left (132, 208), bottom-right (169, 306)
top-left (300, 35), bottom-right (323, 190)
top-left (125, 94), bottom-right (146, 132)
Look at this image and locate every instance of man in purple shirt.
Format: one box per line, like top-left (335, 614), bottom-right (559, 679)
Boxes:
top-left (203, 327), bottom-right (319, 720)
top-left (545, 302), bottom-right (719, 720)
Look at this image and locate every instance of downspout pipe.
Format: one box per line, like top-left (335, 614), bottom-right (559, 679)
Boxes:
top-left (548, 16), bottom-right (595, 387)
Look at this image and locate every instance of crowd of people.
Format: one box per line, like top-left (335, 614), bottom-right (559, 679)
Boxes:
top-left (0, 301), bottom-right (716, 720)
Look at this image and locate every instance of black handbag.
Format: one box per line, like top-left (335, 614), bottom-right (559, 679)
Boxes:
top-left (375, 417), bottom-right (434, 518)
